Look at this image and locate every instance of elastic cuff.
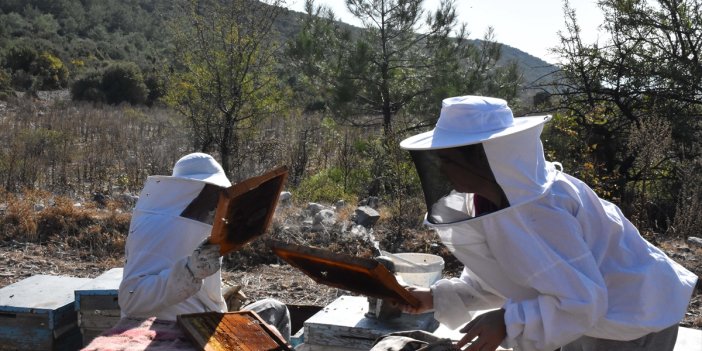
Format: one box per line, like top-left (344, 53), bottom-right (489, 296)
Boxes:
top-left (185, 260), bottom-right (197, 279)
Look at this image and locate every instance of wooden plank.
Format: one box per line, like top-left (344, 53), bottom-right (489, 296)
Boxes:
top-left (53, 323), bottom-right (83, 351)
top-left (0, 312), bottom-right (46, 328)
top-left (74, 268), bottom-right (123, 311)
top-left (78, 296), bottom-right (119, 311)
top-left (52, 303), bottom-right (79, 337)
top-left (78, 310), bottom-right (121, 329)
top-left (0, 324), bottom-right (52, 350)
top-left (303, 296), bottom-right (437, 350)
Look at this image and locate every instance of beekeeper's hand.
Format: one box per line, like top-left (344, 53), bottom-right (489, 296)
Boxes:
top-left (392, 286), bottom-right (434, 314)
top-left (186, 240), bottom-right (221, 279)
top-left (456, 308), bottom-right (506, 351)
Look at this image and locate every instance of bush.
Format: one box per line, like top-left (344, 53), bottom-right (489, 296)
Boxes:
top-left (10, 69), bottom-right (35, 91)
top-left (4, 43), bottom-right (36, 72)
top-left (293, 167), bottom-right (355, 204)
top-left (0, 69), bottom-right (11, 98)
top-left (71, 69), bottom-right (105, 103)
top-left (101, 62), bottom-right (148, 105)
top-left (31, 52), bottom-right (69, 89)
top-left (144, 71), bottom-right (165, 106)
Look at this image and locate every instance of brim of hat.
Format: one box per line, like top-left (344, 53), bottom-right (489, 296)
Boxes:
top-left (400, 115), bottom-right (552, 150)
top-left (168, 173), bottom-right (232, 188)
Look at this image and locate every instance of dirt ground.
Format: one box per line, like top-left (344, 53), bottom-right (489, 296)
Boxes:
top-left (0, 237), bottom-right (700, 330)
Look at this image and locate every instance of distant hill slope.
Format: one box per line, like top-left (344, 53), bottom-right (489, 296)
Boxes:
top-left (0, 0), bottom-right (557, 97)
top-left (498, 43), bottom-right (558, 87)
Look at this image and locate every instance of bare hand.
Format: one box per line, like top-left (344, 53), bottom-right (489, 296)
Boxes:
top-left (456, 308), bottom-right (506, 351)
top-left (391, 286), bottom-right (434, 314)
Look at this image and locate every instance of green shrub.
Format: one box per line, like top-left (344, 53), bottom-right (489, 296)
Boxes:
top-left (10, 69), bottom-right (35, 91)
top-left (0, 69), bottom-right (11, 98)
top-left (101, 62), bottom-right (147, 105)
top-left (4, 43), bottom-right (37, 72)
top-left (294, 167), bottom-right (355, 204)
top-left (71, 69), bottom-right (105, 103)
top-left (144, 71), bottom-right (165, 106)
top-left (31, 52), bottom-right (69, 89)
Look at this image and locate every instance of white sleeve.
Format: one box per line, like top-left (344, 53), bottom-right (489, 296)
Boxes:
top-left (431, 269), bottom-right (506, 329)
top-left (118, 255), bottom-right (202, 318)
top-left (483, 212), bottom-right (608, 351)
top-left (500, 260), bottom-right (607, 351)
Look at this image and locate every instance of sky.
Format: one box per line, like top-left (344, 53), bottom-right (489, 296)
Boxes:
top-left (283, 0), bottom-right (607, 64)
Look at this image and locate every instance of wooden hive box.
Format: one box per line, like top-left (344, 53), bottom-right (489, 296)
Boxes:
top-left (302, 296), bottom-right (438, 350)
top-left (73, 267), bottom-right (123, 346)
top-left (0, 274), bottom-right (92, 351)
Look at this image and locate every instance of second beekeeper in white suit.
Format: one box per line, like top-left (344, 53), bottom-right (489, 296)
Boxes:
top-left (118, 152), bottom-right (291, 341)
top-left (394, 96), bottom-right (697, 351)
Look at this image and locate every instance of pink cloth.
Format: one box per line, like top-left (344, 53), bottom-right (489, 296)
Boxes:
top-left (81, 317), bottom-right (197, 351)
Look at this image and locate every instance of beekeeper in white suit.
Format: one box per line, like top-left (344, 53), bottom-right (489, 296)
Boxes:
top-left (118, 152), bottom-right (291, 341)
top-left (395, 96), bottom-right (697, 351)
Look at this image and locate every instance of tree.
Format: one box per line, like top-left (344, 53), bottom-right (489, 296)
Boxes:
top-left (71, 69), bottom-right (105, 103)
top-left (4, 42), bottom-right (37, 72)
top-left (289, 0), bottom-right (521, 140)
top-left (102, 62), bottom-right (148, 105)
top-left (165, 0), bottom-right (287, 178)
top-left (549, 0), bottom-right (702, 233)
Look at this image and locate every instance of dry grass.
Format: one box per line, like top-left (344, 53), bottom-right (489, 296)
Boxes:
top-left (0, 188), bottom-right (130, 257)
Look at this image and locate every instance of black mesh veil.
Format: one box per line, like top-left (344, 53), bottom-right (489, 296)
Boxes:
top-left (409, 143), bottom-right (508, 224)
top-left (180, 183), bottom-right (223, 224)
top-left (410, 149), bottom-right (455, 219)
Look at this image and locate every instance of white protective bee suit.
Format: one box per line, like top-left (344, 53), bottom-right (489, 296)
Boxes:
top-left (118, 175), bottom-right (228, 320)
top-left (118, 153), bottom-right (291, 341)
top-left (400, 96), bottom-right (698, 351)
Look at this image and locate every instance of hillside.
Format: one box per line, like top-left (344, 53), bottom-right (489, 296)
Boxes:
top-left (498, 43), bottom-right (558, 87)
top-left (0, 0), bottom-right (556, 98)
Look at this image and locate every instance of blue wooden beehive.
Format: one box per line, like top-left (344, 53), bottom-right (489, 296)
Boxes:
top-left (74, 267), bottom-right (123, 345)
top-left (0, 274), bottom-right (91, 351)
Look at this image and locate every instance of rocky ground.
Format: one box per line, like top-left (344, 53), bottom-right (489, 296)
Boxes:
top-left (1, 236), bottom-right (700, 330)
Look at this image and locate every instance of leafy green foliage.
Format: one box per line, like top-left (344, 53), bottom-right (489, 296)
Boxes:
top-left (288, 0), bottom-right (523, 141)
top-left (549, 0), bottom-right (702, 235)
top-left (0, 0), bottom-right (172, 93)
top-left (164, 0), bottom-right (289, 177)
top-left (32, 52), bottom-right (69, 89)
top-left (102, 62), bottom-right (147, 105)
top-left (4, 43), bottom-right (37, 72)
top-left (70, 63), bottom-right (149, 105)
top-left (285, 1), bottom-right (523, 234)
top-left (294, 167), bottom-right (355, 203)
top-left (71, 69), bottom-right (105, 102)
top-left (0, 68), bottom-right (11, 98)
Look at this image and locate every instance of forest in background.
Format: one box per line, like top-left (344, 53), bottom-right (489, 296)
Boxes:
top-left (0, 0), bottom-right (701, 247)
